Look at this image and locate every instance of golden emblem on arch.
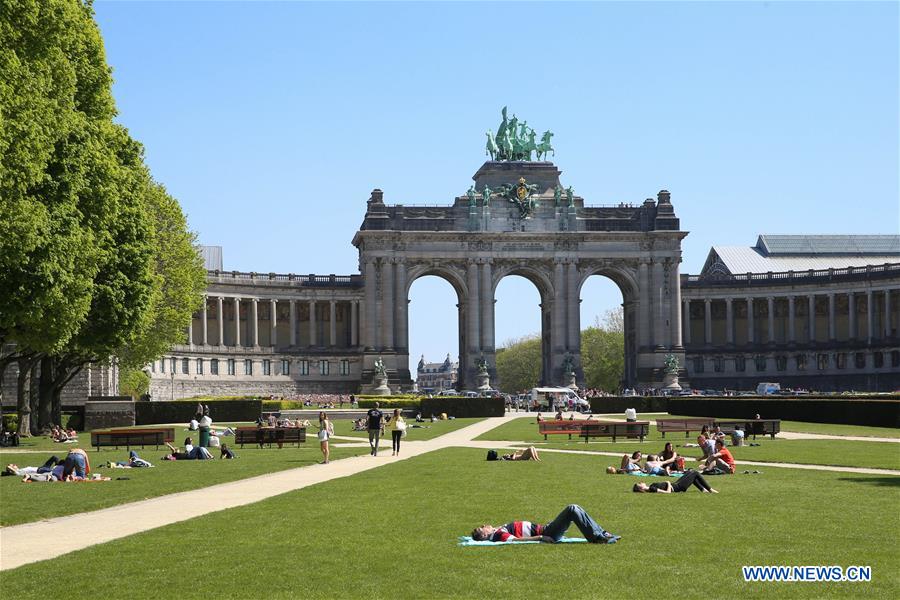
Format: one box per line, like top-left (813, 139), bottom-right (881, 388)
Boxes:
top-left (516, 177), bottom-right (528, 200)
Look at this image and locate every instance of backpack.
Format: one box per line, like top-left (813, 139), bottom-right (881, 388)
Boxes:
top-left (486, 450), bottom-right (499, 461)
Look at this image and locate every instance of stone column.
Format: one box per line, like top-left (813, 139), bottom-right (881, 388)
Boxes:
top-left (364, 260), bottom-right (377, 350)
top-left (866, 291), bottom-right (873, 343)
top-left (788, 296), bottom-right (796, 343)
top-left (746, 297), bottom-right (754, 343)
top-left (885, 289), bottom-right (892, 338)
top-left (350, 300), bottom-right (358, 347)
top-left (395, 260), bottom-right (408, 351)
top-left (767, 296), bottom-right (775, 343)
top-left (553, 260), bottom-right (566, 350)
top-left (381, 259), bottom-right (395, 350)
top-left (848, 292), bottom-right (856, 340)
top-left (703, 299), bottom-right (712, 345)
top-left (682, 299), bottom-right (691, 345)
top-left (480, 260), bottom-right (494, 351)
top-left (725, 298), bottom-right (734, 345)
top-left (187, 320), bottom-right (193, 347)
top-left (638, 261), bottom-right (650, 348)
top-left (233, 297), bottom-right (241, 347)
top-left (567, 261), bottom-right (580, 351)
top-left (250, 298), bottom-right (259, 347)
top-left (828, 293), bottom-right (836, 340)
top-left (309, 300), bottom-right (317, 347)
top-left (289, 300), bottom-right (297, 346)
top-left (466, 260), bottom-right (480, 354)
top-left (216, 296), bottom-right (224, 346)
top-left (270, 298), bottom-right (277, 347)
top-left (808, 295), bottom-right (816, 343)
top-left (670, 259), bottom-right (682, 348)
top-left (201, 296), bottom-right (208, 345)
top-left (652, 260), bottom-right (665, 347)
top-left (329, 299), bottom-right (337, 347)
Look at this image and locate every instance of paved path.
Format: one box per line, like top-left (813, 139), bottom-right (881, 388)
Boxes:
top-left (2, 412), bottom-right (899, 571)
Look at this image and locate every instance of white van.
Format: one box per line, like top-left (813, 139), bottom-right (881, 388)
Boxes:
top-left (530, 387), bottom-right (590, 412)
top-left (756, 382), bottom-right (781, 395)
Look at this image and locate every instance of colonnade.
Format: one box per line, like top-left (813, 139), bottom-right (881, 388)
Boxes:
top-left (187, 295), bottom-right (362, 349)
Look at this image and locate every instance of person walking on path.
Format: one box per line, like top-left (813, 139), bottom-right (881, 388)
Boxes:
top-left (317, 411), bottom-right (334, 464)
top-left (385, 408), bottom-right (407, 456)
top-left (366, 402), bottom-right (385, 456)
top-left (471, 504), bottom-right (620, 544)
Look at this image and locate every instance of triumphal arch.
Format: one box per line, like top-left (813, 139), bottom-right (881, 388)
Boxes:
top-left (353, 108), bottom-right (687, 392)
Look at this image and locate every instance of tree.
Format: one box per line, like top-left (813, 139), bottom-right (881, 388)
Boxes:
top-left (119, 367), bottom-right (150, 400)
top-left (495, 335), bottom-right (542, 392)
top-left (582, 307), bottom-right (625, 392)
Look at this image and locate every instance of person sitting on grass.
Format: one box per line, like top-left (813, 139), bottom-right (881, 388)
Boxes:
top-left (614, 451), bottom-right (643, 473)
top-left (731, 426), bottom-right (745, 447)
top-left (633, 470), bottom-right (718, 493)
top-left (61, 448), bottom-right (91, 480)
top-left (470, 504), bottom-right (620, 544)
top-left (555, 411), bottom-right (564, 420)
top-left (642, 454), bottom-right (676, 476)
top-left (696, 435), bottom-right (716, 462)
top-left (711, 425), bottom-right (726, 443)
top-left (501, 446), bottom-right (542, 461)
top-left (699, 439), bottom-right (735, 474)
top-left (220, 444), bottom-right (236, 459)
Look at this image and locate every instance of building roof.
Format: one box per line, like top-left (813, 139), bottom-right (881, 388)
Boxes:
top-left (201, 246), bottom-right (223, 271)
top-left (701, 235), bottom-right (900, 276)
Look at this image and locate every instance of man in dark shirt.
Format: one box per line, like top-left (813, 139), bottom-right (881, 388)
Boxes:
top-left (366, 402), bottom-right (384, 456)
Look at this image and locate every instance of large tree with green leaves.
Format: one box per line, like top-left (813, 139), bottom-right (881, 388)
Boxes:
top-left (495, 335), bottom-right (543, 392)
top-left (581, 308), bottom-right (625, 392)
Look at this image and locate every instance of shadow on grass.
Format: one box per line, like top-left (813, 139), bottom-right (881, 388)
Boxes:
top-left (837, 476), bottom-right (900, 487)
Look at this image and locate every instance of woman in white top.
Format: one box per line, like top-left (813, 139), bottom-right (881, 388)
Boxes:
top-left (317, 411), bottom-right (334, 464)
top-left (386, 408), bottom-right (407, 456)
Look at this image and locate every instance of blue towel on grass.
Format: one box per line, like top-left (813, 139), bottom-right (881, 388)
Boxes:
top-left (458, 536), bottom-right (587, 546)
top-left (626, 471), bottom-right (683, 477)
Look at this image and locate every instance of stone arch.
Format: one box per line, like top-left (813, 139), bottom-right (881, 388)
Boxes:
top-left (492, 262), bottom-right (555, 301)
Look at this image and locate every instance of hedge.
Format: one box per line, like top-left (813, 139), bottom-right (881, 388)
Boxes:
top-left (135, 400), bottom-right (262, 425)
top-left (358, 399), bottom-right (421, 410)
top-left (588, 397), bottom-right (669, 414)
top-left (667, 397), bottom-right (900, 428)
top-left (420, 397), bottom-right (504, 418)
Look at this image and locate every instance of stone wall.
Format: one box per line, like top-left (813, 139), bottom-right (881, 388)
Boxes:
top-left (84, 399), bottom-right (136, 430)
top-left (1, 361), bottom-right (119, 409)
top-left (148, 378), bottom-right (355, 400)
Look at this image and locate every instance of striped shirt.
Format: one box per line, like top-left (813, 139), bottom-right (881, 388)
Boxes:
top-left (491, 521), bottom-right (544, 542)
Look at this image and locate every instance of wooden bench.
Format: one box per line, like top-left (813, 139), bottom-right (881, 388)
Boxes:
top-left (656, 418), bottom-right (716, 438)
top-left (90, 427), bottom-right (175, 452)
top-left (715, 419), bottom-right (781, 440)
top-left (235, 427), bottom-right (306, 448)
top-left (539, 420), bottom-right (649, 443)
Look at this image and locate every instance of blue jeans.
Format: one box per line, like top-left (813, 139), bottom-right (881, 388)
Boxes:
top-left (542, 505), bottom-right (608, 542)
top-left (63, 452), bottom-right (86, 478)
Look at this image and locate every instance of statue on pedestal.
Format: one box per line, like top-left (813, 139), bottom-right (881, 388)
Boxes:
top-left (662, 353), bottom-right (682, 391)
top-left (484, 107), bottom-right (552, 162)
top-left (562, 353), bottom-right (577, 390)
top-left (372, 356), bottom-right (391, 396)
top-left (466, 185), bottom-right (477, 208)
top-left (475, 354), bottom-right (491, 391)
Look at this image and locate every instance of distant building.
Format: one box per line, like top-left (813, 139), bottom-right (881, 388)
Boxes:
top-left (681, 235), bottom-right (900, 391)
top-left (416, 354), bottom-right (458, 393)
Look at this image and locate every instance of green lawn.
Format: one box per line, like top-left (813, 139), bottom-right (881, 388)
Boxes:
top-left (0, 444), bottom-right (369, 527)
top-left (3, 448), bottom-right (898, 599)
top-left (476, 417), bottom-right (900, 470)
top-left (336, 417), bottom-right (485, 440)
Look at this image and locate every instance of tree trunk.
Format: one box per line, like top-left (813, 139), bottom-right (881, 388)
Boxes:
top-left (30, 360), bottom-right (42, 434)
top-left (16, 358), bottom-right (32, 436)
top-left (38, 356), bottom-right (55, 429)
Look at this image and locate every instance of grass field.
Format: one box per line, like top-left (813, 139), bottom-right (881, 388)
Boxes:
top-left (0, 444), bottom-right (369, 526)
top-left (3, 447), bottom-right (898, 599)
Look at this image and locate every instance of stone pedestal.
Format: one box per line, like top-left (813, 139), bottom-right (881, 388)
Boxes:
top-left (372, 375), bottom-right (392, 396)
top-left (564, 371), bottom-right (578, 390)
top-left (662, 372), bottom-right (682, 391)
top-left (476, 372), bottom-right (491, 391)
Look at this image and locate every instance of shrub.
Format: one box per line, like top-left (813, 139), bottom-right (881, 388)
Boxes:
top-left (2, 414), bottom-right (18, 432)
top-left (357, 399), bottom-right (421, 410)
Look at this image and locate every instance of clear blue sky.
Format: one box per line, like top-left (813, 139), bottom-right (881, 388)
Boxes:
top-left (94, 1), bottom-right (899, 371)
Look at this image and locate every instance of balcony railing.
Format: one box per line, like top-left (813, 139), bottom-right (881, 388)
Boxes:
top-left (207, 271), bottom-right (363, 287)
top-left (682, 262), bottom-right (900, 287)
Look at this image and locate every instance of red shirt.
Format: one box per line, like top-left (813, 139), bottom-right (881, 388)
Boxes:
top-left (717, 447), bottom-right (735, 472)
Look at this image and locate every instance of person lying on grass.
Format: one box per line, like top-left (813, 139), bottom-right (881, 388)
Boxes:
top-left (699, 439), bottom-right (735, 474)
top-left (633, 470), bottom-right (718, 493)
top-left (3, 455), bottom-right (61, 476)
top-left (163, 441), bottom-right (213, 460)
top-left (614, 451), bottom-right (643, 473)
top-left (501, 446), bottom-right (541, 461)
top-left (107, 451), bottom-right (153, 468)
top-left (471, 504), bottom-right (620, 544)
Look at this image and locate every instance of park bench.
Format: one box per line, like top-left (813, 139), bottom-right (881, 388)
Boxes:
top-left (656, 418), bottom-right (716, 438)
top-left (715, 419), bottom-right (781, 440)
top-left (235, 426), bottom-right (306, 448)
top-left (539, 420), bottom-right (649, 443)
top-left (90, 427), bottom-right (175, 452)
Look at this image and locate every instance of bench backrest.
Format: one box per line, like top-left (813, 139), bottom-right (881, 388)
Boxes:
top-left (715, 419), bottom-right (781, 435)
top-left (91, 430), bottom-right (165, 446)
top-left (655, 418), bottom-right (715, 432)
top-left (235, 427), bottom-right (306, 443)
top-left (538, 420), bottom-right (591, 434)
top-left (583, 421), bottom-right (650, 436)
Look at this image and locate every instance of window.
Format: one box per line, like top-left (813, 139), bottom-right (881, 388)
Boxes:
top-left (816, 353), bottom-right (828, 370)
top-left (340, 359), bottom-right (350, 376)
top-left (795, 354), bottom-right (807, 371)
top-left (299, 360), bottom-right (309, 376)
top-left (735, 356), bottom-right (746, 372)
top-left (211, 359), bottom-right (219, 375)
top-left (281, 359), bottom-right (290, 375)
top-left (854, 353), bottom-right (865, 369)
top-left (754, 356), bottom-right (766, 372)
top-left (319, 360), bottom-right (329, 375)
top-left (227, 359), bottom-right (235, 376)
top-left (181, 358), bottom-right (189, 374)
top-left (170, 357), bottom-right (176, 373)
top-left (835, 353), bottom-right (846, 370)
top-left (776, 356), bottom-right (787, 371)
top-left (873, 352), bottom-right (884, 368)
top-left (244, 359), bottom-right (253, 375)
top-left (713, 357), bottom-right (723, 373)
top-left (892, 350), bottom-right (900, 368)
top-left (692, 357), bottom-right (704, 373)
top-left (263, 359), bottom-right (271, 376)
top-left (150, 361), bottom-right (156, 373)
top-left (196, 358), bottom-right (204, 375)
top-left (160, 358), bottom-right (165, 373)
